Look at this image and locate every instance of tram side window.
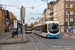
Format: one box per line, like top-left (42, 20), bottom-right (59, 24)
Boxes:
top-left (42, 25), bottom-right (47, 33)
top-left (34, 26), bottom-right (41, 31)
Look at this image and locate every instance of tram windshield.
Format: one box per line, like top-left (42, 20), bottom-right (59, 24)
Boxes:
top-left (48, 23), bottom-right (59, 33)
top-left (26, 27), bottom-right (32, 31)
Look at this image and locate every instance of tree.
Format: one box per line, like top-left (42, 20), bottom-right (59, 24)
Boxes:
top-left (30, 23), bottom-right (34, 30)
top-left (72, 3), bottom-right (75, 15)
top-left (9, 12), bottom-right (17, 25)
top-left (25, 24), bottom-right (28, 26)
top-left (31, 23), bottom-right (33, 26)
top-left (34, 21), bottom-right (39, 25)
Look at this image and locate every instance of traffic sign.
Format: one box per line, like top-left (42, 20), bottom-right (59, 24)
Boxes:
top-left (6, 18), bottom-right (8, 20)
top-left (68, 29), bottom-right (71, 32)
top-left (31, 18), bottom-right (34, 19)
top-left (13, 20), bottom-right (17, 28)
top-left (68, 32), bottom-right (72, 37)
top-left (6, 22), bottom-right (9, 24)
top-left (68, 29), bottom-right (72, 37)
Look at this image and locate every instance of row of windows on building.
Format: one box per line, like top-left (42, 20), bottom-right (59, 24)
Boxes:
top-left (66, 4), bottom-right (73, 8)
top-left (57, 18), bottom-right (75, 22)
top-left (57, 5), bottom-right (64, 12)
top-left (56, 12), bottom-right (64, 17)
top-left (56, 0), bottom-right (64, 6)
top-left (50, 12), bottom-right (53, 16)
top-left (66, 11), bottom-right (75, 15)
top-left (58, 19), bottom-right (64, 22)
top-left (50, 7), bottom-right (53, 11)
top-left (66, 18), bottom-right (75, 22)
top-left (54, 11), bottom-right (74, 17)
top-left (66, 0), bottom-right (75, 1)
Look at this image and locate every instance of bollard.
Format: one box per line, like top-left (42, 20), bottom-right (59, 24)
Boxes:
top-left (12, 32), bottom-right (15, 38)
top-left (17, 30), bottom-right (18, 37)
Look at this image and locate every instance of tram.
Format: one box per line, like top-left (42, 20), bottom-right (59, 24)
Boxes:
top-left (25, 26), bottom-right (32, 33)
top-left (34, 21), bottom-right (60, 38)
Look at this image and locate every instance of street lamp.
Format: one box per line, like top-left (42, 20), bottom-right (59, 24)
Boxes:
top-left (68, 14), bottom-right (70, 29)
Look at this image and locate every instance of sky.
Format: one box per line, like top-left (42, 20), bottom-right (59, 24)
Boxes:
top-left (0, 0), bottom-right (53, 25)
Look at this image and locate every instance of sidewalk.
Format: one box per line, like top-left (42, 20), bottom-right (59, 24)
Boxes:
top-left (0, 33), bottom-right (27, 44)
top-left (0, 32), bottom-right (12, 43)
top-left (63, 35), bottom-right (75, 39)
top-left (61, 32), bottom-right (75, 39)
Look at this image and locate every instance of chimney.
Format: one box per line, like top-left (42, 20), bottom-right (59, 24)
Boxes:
top-left (47, 3), bottom-right (50, 8)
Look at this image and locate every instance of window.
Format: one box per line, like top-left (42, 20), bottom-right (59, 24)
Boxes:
top-left (66, 18), bottom-right (68, 22)
top-left (67, 11), bottom-right (70, 14)
top-left (66, 5), bottom-right (70, 8)
top-left (70, 18), bottom-right (73, 22)
top-left (66, 0), bottom-right (70, 1)
top-left (42, 25), bottom-right (47, 32)
top-left (70, 11), bottom-right (73, 15)
top-left (34, 26), bottom-right (41, 31)
top-left (50, 12), bottom-right (53, 16)
top-left (70, 4), bottom-right (73, 8)
top-left (73, 18), bottom-right (75, 22)
top-left (67, 26), bottom-right (71, 29)
top-left (74, 12), bottom-right (75, 15)
top-left (66, 11), bottom-right (70, 15)
top-left (70, 0), bottom-right (73, 1)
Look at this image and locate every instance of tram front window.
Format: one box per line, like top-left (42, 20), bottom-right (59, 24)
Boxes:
top-left (26, 27), bottom-right (32, 31)
top-left (48, 23), bottom-right (59, 33)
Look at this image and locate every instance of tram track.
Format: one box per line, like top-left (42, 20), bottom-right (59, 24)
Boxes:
top-left (30, 34), bottom-right (51, 50)
top-left (27, 34), bottom-right (50, 50)
top-left (33, 33), bottom-right (60, 46)
top-left (28, 34), bottom-right (39, 50)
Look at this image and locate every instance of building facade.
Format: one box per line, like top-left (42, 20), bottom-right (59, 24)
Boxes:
top-left (49, 1), bottom-right (56, 20)
top-left (43, 9), bottom-right (46, 21)
top-left (46, 1), bottom-right (56, 21)
top-left (54, 0), bottom-right (75, 33)
top-left (0, 4), bottom-right (10, 33)
top-left (0, 5), bottom-right (5, 33)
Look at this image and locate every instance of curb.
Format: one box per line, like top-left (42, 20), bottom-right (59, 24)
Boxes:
top-left (61, 35), bottom-right (75, 39)
top-left (0, 33), bottom-right (27, 45)
top-left (64, 35), bottom-right (75, 38)
top-left (0, 39), bottom-right (27, 45)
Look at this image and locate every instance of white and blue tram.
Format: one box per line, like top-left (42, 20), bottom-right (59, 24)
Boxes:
top-left (34, 21), bottom-right (60, 38)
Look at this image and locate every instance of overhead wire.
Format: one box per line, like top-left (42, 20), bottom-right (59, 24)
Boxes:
top-left (30, 0), bottom-right (36, 13)
top-left (30, 3), bottom-right (46, 17)
top-left (34, 2), bottom-right (46, 9)
top-left (29, 0), bottom-right (47, 22)
top-left (32, 0), bottom-right (36, 8)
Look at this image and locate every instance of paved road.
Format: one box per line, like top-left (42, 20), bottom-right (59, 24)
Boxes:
top-left (0, 33), bottom-right (75, 50)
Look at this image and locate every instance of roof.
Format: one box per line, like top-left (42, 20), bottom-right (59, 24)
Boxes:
top-left (34, 21), bottom-right (59, 27)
